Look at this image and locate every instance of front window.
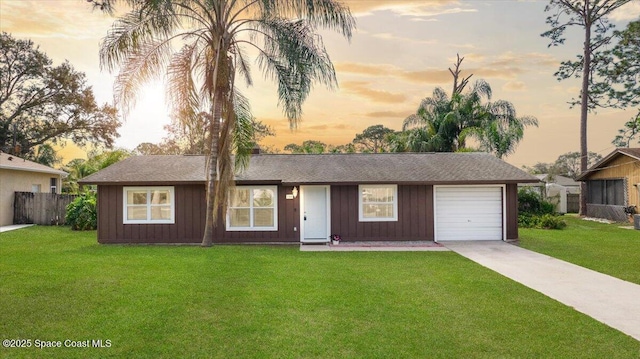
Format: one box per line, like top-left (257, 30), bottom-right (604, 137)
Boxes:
top-left (227, 186), bottom-right (278, 231)
top-left (123, 187), bottom-right (175, 224)
top-left (359, 184), bottom-right (398, 222)
top-left (588, 179), bottom-right (625, 206)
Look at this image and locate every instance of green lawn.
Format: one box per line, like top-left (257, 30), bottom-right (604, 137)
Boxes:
top-left (519, 215), bottom-right (640, 285)
top-left (1, 227), bottom-right (638, 358)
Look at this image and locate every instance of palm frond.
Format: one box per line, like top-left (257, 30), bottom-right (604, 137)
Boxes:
top-left (402, 114), bottom-right (423, 131)
top-left (255, 17), bottom-right (337, 124)
top-left (232, 90), bottom-right (255, 173)
top-left (112, 40), bottom-right (173, 115)
top-left (268, 0), bottom-right (356, 39)
top-left (167, 43), bottom-right (201, 130)
top-left (99, 5), bottom-right (177, 73)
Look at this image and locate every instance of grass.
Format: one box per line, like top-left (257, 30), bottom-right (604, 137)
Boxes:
top-left (1, 226), bottom-right (639, 358)
top-left (519, 215), bottom-right (640, 285)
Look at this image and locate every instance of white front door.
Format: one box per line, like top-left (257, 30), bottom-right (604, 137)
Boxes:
top-left (301, 186), bottom-right (330, 243)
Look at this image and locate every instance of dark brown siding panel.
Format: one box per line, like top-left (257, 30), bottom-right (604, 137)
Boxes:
top-left (97, 186), bottom-right (115, 244)
top-left (506, 183), bottom-right (518, 239)
top-left (330, 185), bottom-right (434, 242)
top-left (97, 183), bottom-right (438, 244)
top-left (425, 186), bottom-right (434, 240)
top-left (96, 184), bottom-right (205, 244)
top-left (212, 185), bottom-right (299, 243)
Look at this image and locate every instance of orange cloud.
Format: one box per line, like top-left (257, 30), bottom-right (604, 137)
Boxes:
top-left (487, 52), bottom-right (559, 68)
top-left (343, 0), bottom-right (475, 17)
top-left (503, 81), bottom-right (527, 92)
top-left (337, 61), bottom-right (527, 85)
top-left (340, 81), bottom-right (408, 103)
top-left (365, 110), bottom-right (413, 118)
top-left (335, 62), bottom-right (394, 76)
top-left (399, 69), bottom-right (452, 83)
top-left (0, 1), bottom-right (113, 39)
top-left (371, 32), bottom-right (438, 45)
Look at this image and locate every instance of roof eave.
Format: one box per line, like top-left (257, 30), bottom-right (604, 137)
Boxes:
top-left (78, 180), bottom-right (206, 186)
top-left (0, 165), bottom-right (67, 176)
top-left (575, 149), bottom-right (636, 181)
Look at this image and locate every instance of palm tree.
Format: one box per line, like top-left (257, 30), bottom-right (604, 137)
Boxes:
top-left (473, 100), bottom-right (538, 159)
top-left (100, 0), bottom-right (355, 246)
top-left (402, 80), bottom-right (536, 157)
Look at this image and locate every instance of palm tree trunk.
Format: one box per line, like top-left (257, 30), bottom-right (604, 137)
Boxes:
top-left (202, 95), bottom-right (222, 247)
top-left (579, 19), bottom-right (592, 217)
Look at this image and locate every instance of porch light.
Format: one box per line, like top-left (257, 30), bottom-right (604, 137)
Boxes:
top-left (292, 187), bottom-right (298, 198)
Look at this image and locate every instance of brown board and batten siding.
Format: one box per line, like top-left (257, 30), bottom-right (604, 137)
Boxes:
top-left (331, 185), bottom-right (434, 241)
top-left (97, 182), bottom-right (521, 243)
top-left (213, 185), bottom-right (299, 243)
top-left (505, 184), bottom-right (518, 240)
top-left (98, 185), bottom-right (206, 244)
top-left (82, 153), bottom-right (539, 244)
top-left (97, 184), bottom-right (300, 244)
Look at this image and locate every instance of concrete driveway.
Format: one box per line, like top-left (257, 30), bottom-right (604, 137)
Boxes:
top-left (443, 241), bottom-right (640, 341)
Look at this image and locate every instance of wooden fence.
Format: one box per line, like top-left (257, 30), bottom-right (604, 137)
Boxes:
top-left (13, 192), bottom-right (77, 225)
top-left (567, 194), bottom-right (579, 213)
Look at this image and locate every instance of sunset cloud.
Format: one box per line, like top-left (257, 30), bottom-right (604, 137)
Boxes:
top-left (0, 1), bottom-right (112, 39)
top-left (343, 0), bottom-right (477, 19)
top-left (371, 32), bottom-right (438, 45)
top-left (335, 63), bottom-right (395, 76)
top-left (487, 52), bottom-right (559, 69)
top-left (336, 50), bottom-right (559, 86)
top-left (341, 81), bottom-right (408, 103)
top-left (365, 110), bottom-right (413, 119)
top-left (503, 81), bottom-right (527, 92)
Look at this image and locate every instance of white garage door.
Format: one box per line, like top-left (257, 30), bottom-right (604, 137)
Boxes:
top-left (435, 186), bottom-right (503, 241)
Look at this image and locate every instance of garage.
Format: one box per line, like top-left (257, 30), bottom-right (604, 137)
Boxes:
top-left (434, 186), bottom-right (504, 241)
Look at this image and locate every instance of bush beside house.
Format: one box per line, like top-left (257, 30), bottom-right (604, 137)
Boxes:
top-left (518, 188), bottom-right (566, 229)
top-left (66, 192), bottom-right (97, 230)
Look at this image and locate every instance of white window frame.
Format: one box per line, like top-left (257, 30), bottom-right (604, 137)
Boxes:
top-left (50, 177), bottom-right (58, 194)
top-left (358, 184), bottom-right (398, 222)
top-left (123, 186), bottom-right (175, 224)
top-left (226, 185), bottom-right (278, 231)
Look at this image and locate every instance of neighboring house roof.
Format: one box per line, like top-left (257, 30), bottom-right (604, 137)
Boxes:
top-left (0, 152), bottom-right (67, 176)
top-left (79, 152), bottom-right (539, 185)
top-left (534, 174), bottom-right (580, 187)
top-left (576, 148), bottom-right (640, 181)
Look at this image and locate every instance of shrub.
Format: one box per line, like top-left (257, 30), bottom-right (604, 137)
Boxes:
top-left (537, 214), bottom-right (567, 230)
top-left (518, 188), bottom-right (555, 215)
top-left (66, 192), bottom-right (97, 230)
top-left (518, 188), bottom-right (566, 230)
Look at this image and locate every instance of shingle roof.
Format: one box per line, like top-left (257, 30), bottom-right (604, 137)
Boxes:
top-left (80, 152), bottom-right (539, 185)
top-left (617, 148), bottom-right (640, 160)
top-left (576, 148), bottom-right (640, 181)
top-left (79, 155), bottom-right (206, 184)
top-left (0, 152), bottom-right (67, 176)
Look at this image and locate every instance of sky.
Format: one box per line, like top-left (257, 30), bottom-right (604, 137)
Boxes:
top-left (1, 0), bottom-right (639, 168)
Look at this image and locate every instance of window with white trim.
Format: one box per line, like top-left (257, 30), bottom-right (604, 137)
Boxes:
top-left (227, 186), bottom-right (278, 231)
top-left (123, 187), bottom-right (175, 224)
top-left (50, 178), bottom-right (58, 193)
top-left (359, 184), bottom-right (398, 222)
